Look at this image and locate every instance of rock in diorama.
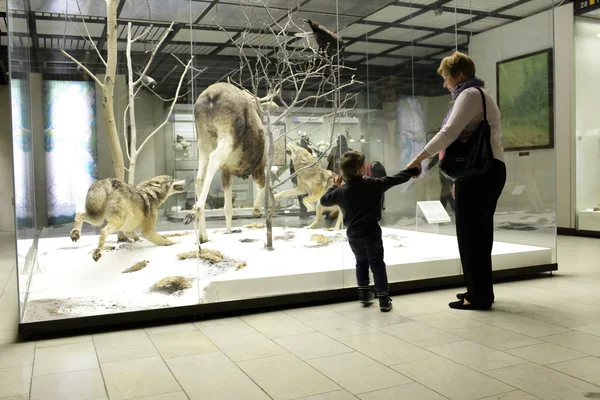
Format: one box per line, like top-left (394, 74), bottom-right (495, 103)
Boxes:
top-left (183, 82), bottom-right (277, 243)
top-left (70, 175), bottom-right (186, 261)
top-left (275, 143), bottom-right (344, 230)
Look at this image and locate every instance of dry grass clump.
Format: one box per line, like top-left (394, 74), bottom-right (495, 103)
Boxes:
top-left (177, 249), bottom-right (224, 263)
top-left (244, 222), bottom-right (266, 229)
top-left (310, 234), bottom-right (331, 245)
top-left (240, 238), bottom-right (258, 243)
top-left (163, 232), bottom-right (191, 238)
top-left (274, 232), bottom-right (295, 241)
top-left (150, 276), bottom-right (192, 294)
top-left (122, 260), bottom-right (149, 273)
top-left (235, 261), bottom-right (247, 271)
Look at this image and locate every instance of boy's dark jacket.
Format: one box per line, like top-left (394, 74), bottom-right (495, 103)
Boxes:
top-left (320, 168), bottom-right (419, 233)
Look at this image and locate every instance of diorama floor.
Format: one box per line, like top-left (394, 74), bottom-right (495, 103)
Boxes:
top-left (21, 223), bottom-right (551, 323)
top-left (1, 234), bottom-right (600, 400)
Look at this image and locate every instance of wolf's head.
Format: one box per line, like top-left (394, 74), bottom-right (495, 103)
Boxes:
top-left (137, 175), bottom-right (187, 205)
top-left (287, 143), bottom-right (314, 168)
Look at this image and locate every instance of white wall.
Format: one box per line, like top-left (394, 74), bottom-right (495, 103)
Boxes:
top-left (0, 85), bottom-right (15, 232)
top-left (469, 3), bottom-right (574, 228)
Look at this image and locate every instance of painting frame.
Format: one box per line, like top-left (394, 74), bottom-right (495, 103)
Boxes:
top-left (271, 124), bottom-right (287, 167)
top-left (496, 48), bottom-right (554, 152)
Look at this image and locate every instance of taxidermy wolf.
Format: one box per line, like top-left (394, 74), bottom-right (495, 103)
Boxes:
top-left (70, 176), bottom-right (186, 262)
top-left (275, 143), bottom-right (343, 230)
top-left (183, 82), bottom-right (277, 244)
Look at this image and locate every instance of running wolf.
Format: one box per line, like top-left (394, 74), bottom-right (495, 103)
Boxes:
top-left (70, 175), bottom-right (186, 262)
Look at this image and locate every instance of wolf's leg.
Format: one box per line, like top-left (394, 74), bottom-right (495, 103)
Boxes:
top-left (302, 194), bottom-right (320, 212)
top-left (142, 229), bottom-right (174, 246)
top-left (333, 206), bottom-right (344, 230)
top-left (93, 222), bottom-right (120, 262)
top-left (222, 170), bottom-right (233, 234)
top-left (70, 212), bottom-right (87, 242)
top-left (117, 232), bottom-right (131, 243)
top-left (274, 187), bottom-right (306, 201)
top-left (192, 138), bottom-right (234, 244)
top-left (126, 231), bottom-right (141, 241)
top-left (306, 201), bottom-right (324, 229)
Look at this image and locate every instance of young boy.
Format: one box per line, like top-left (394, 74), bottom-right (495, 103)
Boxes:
top-left (320, 151), bottom-right (419, 311)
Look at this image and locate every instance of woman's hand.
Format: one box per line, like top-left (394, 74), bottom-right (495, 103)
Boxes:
top-left (406, 159), bottom-right (423, 178)
top-left (452, 184), bottom-right (456, 199)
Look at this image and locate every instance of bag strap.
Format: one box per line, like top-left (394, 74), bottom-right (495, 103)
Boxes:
top-left (474, 86), bottom-right (487, 121)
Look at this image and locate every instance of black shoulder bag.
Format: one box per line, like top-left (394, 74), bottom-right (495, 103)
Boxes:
top-left (439, 87), bottom-right (494, 182)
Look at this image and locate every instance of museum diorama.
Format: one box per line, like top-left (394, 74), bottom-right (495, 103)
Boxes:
top-left (1, 0), bottom-right (561, 334)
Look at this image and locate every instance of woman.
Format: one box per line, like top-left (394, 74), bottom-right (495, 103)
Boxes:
top-left (327, 134), bottom-right (350, 174)
top-left (406, 52), bottom-right (506, 310)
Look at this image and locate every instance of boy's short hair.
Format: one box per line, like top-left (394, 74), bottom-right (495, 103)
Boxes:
top-left (340, 151), bottom-right (365, 180)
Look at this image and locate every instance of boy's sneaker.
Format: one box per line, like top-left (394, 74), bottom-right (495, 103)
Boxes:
top-left (379, 296), bottom-right (393, 312)
top-left (358, 287), bottom-right (374, 306)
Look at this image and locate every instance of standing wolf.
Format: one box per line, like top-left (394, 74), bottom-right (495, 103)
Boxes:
top-left (70, 175), bottom-right (186, 262)
top-left (275, 143), bottom-right (343, 230)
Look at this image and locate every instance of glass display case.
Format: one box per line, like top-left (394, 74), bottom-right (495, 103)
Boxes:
top-left (575, 11), bottom-right (600, 233)
top-left (4, 0), bottom-right (559, 336)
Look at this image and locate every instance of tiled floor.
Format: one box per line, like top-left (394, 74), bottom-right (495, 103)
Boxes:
top-left (1, 233), bottom-right (600, 400)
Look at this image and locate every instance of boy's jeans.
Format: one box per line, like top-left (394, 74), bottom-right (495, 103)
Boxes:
top-left (347, 229), bottom-right (389, 297)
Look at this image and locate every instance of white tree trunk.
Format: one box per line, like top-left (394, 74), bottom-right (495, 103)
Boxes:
top-left (103, 0), bottom-right (125, 181)
top-left (125, 23), bottom-right (138, 186)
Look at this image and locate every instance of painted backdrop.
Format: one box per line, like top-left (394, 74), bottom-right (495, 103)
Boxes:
top-left (44, 81), bottom-right (98, 226)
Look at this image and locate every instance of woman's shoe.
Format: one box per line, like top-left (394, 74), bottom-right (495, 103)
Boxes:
top-left (449, 299), bottom-right (492, 311)
top-left (456, 292), bottom-right (495, 303)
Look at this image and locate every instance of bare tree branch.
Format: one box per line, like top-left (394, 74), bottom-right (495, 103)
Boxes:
top-left (60, 50), bottom-right (104, 87)
top-left (72, 0), bottom-right (107, 67)
top-left (134, 22), bottom-right (175, 87)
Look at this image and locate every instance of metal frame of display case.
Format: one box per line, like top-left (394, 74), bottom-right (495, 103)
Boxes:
top-left (17, 262), bottom-right (557, 339)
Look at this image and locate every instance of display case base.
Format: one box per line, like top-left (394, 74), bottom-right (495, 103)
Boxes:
top-left (18, 263), bottom-right (557, 339)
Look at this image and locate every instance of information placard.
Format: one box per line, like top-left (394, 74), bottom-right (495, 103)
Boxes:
top-left (417, 201), bottom-right (451, 224)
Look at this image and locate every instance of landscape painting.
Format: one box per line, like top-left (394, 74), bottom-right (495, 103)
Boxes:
top-left (496, 49), bottom-right (554, 151)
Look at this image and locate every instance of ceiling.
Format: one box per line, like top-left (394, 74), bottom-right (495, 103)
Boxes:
top-left (0, 0), bottom-right (564, 99)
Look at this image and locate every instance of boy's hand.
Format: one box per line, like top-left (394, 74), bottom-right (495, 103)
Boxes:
top-left (333, 174), bottom-right (344, 187)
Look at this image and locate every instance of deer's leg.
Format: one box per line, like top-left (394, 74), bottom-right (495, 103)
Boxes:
top-left (252, 165), bottom-right (266, 218)
top-left (193, 138), bottom-right (234, 244)
top-left (222, 170), bottom-right (234, 234)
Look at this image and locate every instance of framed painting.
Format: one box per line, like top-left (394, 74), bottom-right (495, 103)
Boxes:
top-left (496, 48), bottom-right (554, 151)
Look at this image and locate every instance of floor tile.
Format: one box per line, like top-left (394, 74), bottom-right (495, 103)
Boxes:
top-left (144, 323), bottom-right (199, 336)
top-left (548, 357), bottom-right (600, 386)
top-left (33, 341), bottom-right (99, 376)
top-left (476, 314), bottom-right (570, 338)
top-left (340, 307), bottom-right (413, 328)
top-left (0, 342), bottom-right (35, 368)
top-left (237, 353), bottom-right (340, 400)
top-left (357, 382), bottom-right (448, 400)
top-left (35, 334), bottom-right (92, 348)
top-left (426, 340), bottom-right (527, 372)
top-left (275, 332), bottom-right (353, 360)
top-left (241, 311), bottom-right (316, 339)
top-left (167, 352), bottom-right (270, 400)
top-left (573, 324), bottom-right (600, 337)
top-left (486, 362), bottom-right (600, 400)
top-left (0, 312), bottom-right (17, 333)
top-left (30, 368), bottom-right (107, 400)
top-left (101, 356), bottom-right (181, 400)
top-left (0, 394), bottom-right (30, 400)
top-left (298, 390), bottom-right (358, 399)
top-left (94, 329), bottom-right (159, 363)
top-left (388, 298), bottom-right (442, 317)
top-left (507, 343), bottom-right (587, 365)
top-left (284, 306), bottom-right (342, 323)
top-left (477, 391), bottom-right (541, 399)
top-left (149, 331), bottom-right (218, 359)
top-left (130, 393), bottom-right (189, 400)
top-left (306, 316), bottom-right (378, 339)
top-left (411, 312), bottom-right (490, 331)
top-left (447, 326), bottom-right (544, 351)
top-left (211, 332), bottom-right (288, 362)
top-left (192, 316), bottom-right (243, 328)
top-left (380, 322), bottom-right (464, 348)
top-left (195, 319), bottom-right (258, 339)
top-left (338, 332), bottom-right (433, 366)
top-left (0, 365), bottom-right (32, 398)
top-left (542, 331), bottom-right (600, 357)
top-left (308, 352), bottom-right (412, 395)
top-left (392, 356), bottom-right (512, 400)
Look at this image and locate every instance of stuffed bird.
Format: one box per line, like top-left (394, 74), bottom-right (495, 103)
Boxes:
top-left (295, 19), bottom-right (345, 57)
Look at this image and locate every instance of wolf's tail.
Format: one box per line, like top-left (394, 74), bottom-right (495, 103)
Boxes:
top-left (84, 179), bottom-right (115, 226)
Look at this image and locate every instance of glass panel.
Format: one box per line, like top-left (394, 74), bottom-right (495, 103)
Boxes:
top-left (575, 16), bottom-right (600, 231)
